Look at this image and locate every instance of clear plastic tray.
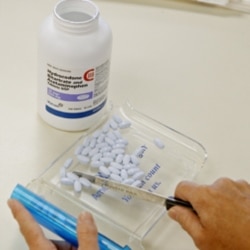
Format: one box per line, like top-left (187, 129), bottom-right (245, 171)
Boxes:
top-left (27, 101), bottom-right (207, 249)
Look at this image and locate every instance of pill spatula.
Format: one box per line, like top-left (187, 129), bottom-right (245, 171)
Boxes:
top-left (73, 171), bottom-right (194, 211)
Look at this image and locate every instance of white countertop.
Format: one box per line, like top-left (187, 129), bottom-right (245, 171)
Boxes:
top-left (1, 1), bottom-right (250, 249)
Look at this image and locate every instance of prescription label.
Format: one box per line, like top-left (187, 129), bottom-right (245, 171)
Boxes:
top-left (45, 60), bottom-right (110, 119)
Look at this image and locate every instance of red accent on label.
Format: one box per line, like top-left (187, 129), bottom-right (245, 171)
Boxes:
top-left (83, 69), bottom-right (95, 81)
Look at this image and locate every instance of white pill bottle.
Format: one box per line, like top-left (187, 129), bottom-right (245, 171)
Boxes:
top-left (38, 0), bottom-right (112, 131)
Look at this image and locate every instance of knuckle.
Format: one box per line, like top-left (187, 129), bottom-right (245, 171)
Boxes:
top-left (236, 179), bottom-right (249, 186)
top-left (175, 180), bottom-right (193, 191)
top-left (213, 177), bottom-right (233, 187)
top-left (78, 225), bottom-right (97, 236)
top-left (192, 185), bottom-right (210, 205)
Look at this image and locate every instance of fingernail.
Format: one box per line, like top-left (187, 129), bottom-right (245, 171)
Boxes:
top-left (7, 199), bottom-right (15, 209)
top-left (79, 211), bottom-right (93, 224)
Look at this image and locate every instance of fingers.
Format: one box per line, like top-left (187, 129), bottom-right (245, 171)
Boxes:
top-left (168, 205), bottom-right (203, 239)
top-left (174, 181), bottom-right (200, 203)
top-left (77, 212), bottom-right (99, 250)
top-left (169, 181), bottom-right (204, 239)
top-left (8, 199), bottom-right (55, 250)
top-left (8, 199), bottom-right (99, 250)
top-left (169, 178), bottom-right (250, 250)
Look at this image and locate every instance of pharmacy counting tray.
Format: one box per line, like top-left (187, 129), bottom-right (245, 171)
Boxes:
top-left (27, 101), bottom-right (207, 249)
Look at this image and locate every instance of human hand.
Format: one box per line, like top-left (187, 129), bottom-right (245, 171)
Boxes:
top-left (8, 199), bottom-right (99, 250)
top-left (168, 178), bottom-right (250, 250)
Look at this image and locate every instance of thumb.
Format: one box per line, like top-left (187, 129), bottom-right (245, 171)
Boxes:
top-left (77, 212), bottom-right (99, 250)
top-left (168, 206), bottom-right (202, 239)
top-left (8, 199), bottom-right (55, 249)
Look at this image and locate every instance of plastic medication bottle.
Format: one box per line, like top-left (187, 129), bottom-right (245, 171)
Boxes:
top-left (38, 0), bottom-right (112, 131)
